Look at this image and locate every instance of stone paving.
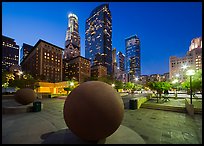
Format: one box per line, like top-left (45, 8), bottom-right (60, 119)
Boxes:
top-left (2, 98), bottom-right (202, 144)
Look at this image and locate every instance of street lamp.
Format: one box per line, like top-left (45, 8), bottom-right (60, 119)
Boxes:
top-left (111, 84), bottom-right (115, 88)
top-left (134, 77), bottom-right (139, 82)
top-left (70, 82), bottom-right (74, 87)
top-left (172, 79), bottom-right (178, 98)
top-left (186, 69), bottom-right (195, 104)
top-left (18, 71), bottom-right (23, 79)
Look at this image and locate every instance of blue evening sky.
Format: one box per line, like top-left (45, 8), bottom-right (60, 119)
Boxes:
top-left (2, 2), bottom-right (202, 75)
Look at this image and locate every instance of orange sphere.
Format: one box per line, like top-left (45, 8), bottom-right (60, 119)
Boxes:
top-left (14, 88), bottom-right (37, 105)
top-left (63, 81), bottom-right (124, 141)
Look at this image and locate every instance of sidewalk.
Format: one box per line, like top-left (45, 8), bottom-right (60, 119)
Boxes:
top-left (2, 98), bottom-right (202, 144)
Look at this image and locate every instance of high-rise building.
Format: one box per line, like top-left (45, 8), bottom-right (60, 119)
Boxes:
top-left (2, 35), bottom-right (19, 72)
top-left (125, 35), bottom-right (141, 82)
top-left (21, 39), bottom-right (63, 82)
top-left (63, 56), bottom-right (91, 83)
top-left (64, 13), bottom-right (80, 60)
top-left (20, 43), bottom-right (33, 63)
top-left (169, 37), bottom-right (202, 80)
top-left (112, 48), bottom-right (117, 76)
top-left (91, 65), bottom-right (107, 78)
top-left (116, 51), bottom-right (125, 71)
top-left (114, 51), bottom-right (127, 82)
top-left (85, 4), bottom-right (112, 75)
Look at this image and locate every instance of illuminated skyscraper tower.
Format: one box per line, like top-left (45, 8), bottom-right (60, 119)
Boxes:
top-left (125, 35), bottom-right (141, 82)
top-left (85, 4), bottom-right (112, 75)
top-left (64, 13), bottom-right (80, 59)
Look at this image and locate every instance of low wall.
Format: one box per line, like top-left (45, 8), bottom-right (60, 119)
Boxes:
top-left (137, 97), bottom-right (148, 109)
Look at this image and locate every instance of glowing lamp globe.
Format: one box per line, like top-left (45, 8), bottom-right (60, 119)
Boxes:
top-left (14, 88), bottom-right (37, 105)
top-left (63, 81), bottom-right (124, 141)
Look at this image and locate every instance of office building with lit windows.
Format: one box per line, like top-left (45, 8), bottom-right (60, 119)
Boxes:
top-left (64, 13), bottom-right (80, 60)
top-left (85, 4), bottom-right (112, 75)
top-left (63, 56), bottom-right (91, 83)
top-left (112, 48), bottom-right (117, 76)
top-left (20, 39), bottom-right (63, 82)
top-left (169, 37), bottom-right (202, 80)
top-left (2, 35), bottom-right (19, 72)
top-left (125, 35), bottom-right (141, 82)
top-left (91, 64), bottom-right (107, 78)
top-left (20, 43), bottom-right (33, 63)
top-left (116, 51), bottom-right (125, 71)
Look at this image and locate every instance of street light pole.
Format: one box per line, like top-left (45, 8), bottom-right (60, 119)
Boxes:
top-left (186, 69), bottom-right (195, 105)
top-left (190, 75), bottom-right (192, 104)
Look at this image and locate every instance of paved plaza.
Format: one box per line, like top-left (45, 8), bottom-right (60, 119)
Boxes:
top-left (2, 98), bottom-right (202, 144)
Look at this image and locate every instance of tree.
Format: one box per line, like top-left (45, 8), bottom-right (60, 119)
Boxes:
top-left (148, 81), bottom-right (171, 103)
top-left (63, 80), bottom-right (79, 94)
top-left (124, 82), bottom-right (135, 93)
top-left (133, 84), bottom-right (143, 91)
top-left (114, 80), bottom-right (124, 91)
top-left (9, 73), bottom-right (36, 89)
top-left (182, 69), bottom-right (202, 94)
top-left (64, 87), bottom-right (73, 94)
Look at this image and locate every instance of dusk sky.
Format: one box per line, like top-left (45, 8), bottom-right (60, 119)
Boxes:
top-left (2, 2), bottom-right (202, 75)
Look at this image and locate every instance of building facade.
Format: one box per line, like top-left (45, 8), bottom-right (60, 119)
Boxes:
top-left (64, 13), bottom-right (80, 60)
top-left (112, 48), bottom-right (117, 76)
top-left (20, 43), bottom-right (33, 63)
top-left (139, 72), bottom-right (169, 85)
top-left (63, 56), bottom-right (91, 83)
top-left (20, 39), bottom-right (63, 82)
top-left (2, 35), bottom-right (19, 72)
top-left (169, 37), bottom-right (202, 80)
top-left (116, 51), bottom-right (125, 71)
top-left (125, 35), bottom-right (141, 82)
top-left (91, 65), bottom-right (107, 78)
top-left (85, 4), bottom-right (112, 75)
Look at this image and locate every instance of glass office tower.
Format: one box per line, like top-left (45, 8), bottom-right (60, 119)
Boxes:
top-left (125, 35), bottom-right (141, 82)
top-left (85, 4), bottom-right (112, 75)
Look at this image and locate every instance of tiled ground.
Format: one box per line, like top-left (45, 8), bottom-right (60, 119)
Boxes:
top-left (2, 98), bottom-right (202, 144)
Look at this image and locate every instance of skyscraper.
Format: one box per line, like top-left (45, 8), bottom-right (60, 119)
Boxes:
top-left (64, 13), bottom-right (80, 60)
top-left (2, 35), bottom-right (19, 72)
top-left (116, 51), bottom-right (125, 71)
top-left (85, 4), bottom-right (112, 75)
top-left (112, 48), bottom-right (117, 75)
top-left (125, 35), bottom-right (141, 82)
top-left (20, 43), bottom-right (33, 63)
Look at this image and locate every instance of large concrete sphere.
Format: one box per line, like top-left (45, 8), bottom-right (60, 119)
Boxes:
top-left (63, 81), bottom-right (124, 141)
top-left (14, 88), bottom-right (37, 105)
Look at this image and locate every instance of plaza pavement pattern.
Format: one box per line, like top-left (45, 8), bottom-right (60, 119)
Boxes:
top-left (2, 98), bottom-right (202, 144)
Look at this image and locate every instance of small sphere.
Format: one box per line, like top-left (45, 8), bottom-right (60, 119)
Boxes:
top-left (63, 81), bottom-right (124, 141)
top-left (14, 88), bottom-right (37, 105)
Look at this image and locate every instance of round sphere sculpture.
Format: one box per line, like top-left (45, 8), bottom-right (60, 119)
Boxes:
top-left (14, 88), bottom-right (37, 105)
top-left (63, 81), bottom-right (124, 141)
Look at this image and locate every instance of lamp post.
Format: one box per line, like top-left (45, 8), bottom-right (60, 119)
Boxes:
top-left (172, 79), bottom-right (178, 98)
top-left (186, 69), bottom-right (195, 104)
top-left (18, 71), bottom-right (23, 79)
